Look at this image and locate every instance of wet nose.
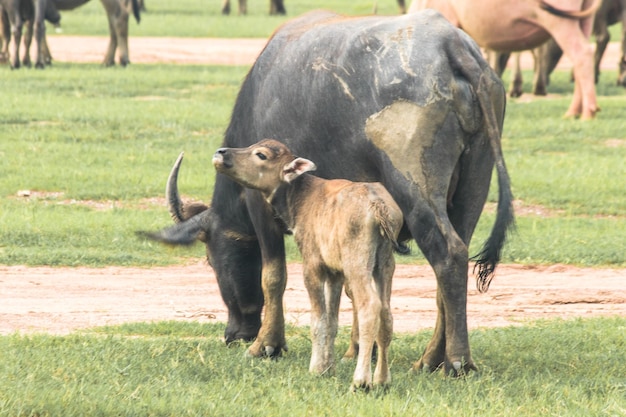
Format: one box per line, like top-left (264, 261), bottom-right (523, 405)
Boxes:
top-left (213, 148), bottom-right (232, 168)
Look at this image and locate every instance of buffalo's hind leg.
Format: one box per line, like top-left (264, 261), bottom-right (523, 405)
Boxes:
top-left (393, 111), bottom-right (482, 375)
top-left (411, 127), bottom-right (496, 375)
top-left (409, 210), bottom-right (473, 375)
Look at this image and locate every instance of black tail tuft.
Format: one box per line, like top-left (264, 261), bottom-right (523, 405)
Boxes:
top-left (471, 171), bottom-right (515, 293)
top-left (131, 0), bottom-right (141, 23)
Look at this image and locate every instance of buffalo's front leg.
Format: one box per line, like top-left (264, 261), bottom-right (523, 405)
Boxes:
top-left (246, 258), bottom-right (287, 357)
top-left (209, 232), bottom-right (263, 343)
top-left (245, 190), bottom-right (288, 358)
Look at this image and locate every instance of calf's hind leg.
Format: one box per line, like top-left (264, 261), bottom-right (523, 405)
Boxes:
top-left (372, 247), bottom-right (394, 387)
top-left (347, 269), bottom-right (382, 391)
top-left (342, 282), bottom-right (359, 361)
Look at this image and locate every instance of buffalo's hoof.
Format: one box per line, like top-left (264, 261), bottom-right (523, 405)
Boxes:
top-left (412, 357), bottom-right (476, 376)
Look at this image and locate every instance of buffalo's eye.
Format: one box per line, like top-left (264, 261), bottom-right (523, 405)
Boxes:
top-left (256, 152), bottom-right (267, 160)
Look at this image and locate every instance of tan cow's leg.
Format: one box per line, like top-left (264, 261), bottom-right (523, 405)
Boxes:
top-left (540, 4), bottom-right (598, 118)
top-left (509, 52), bottom-right (524, 98)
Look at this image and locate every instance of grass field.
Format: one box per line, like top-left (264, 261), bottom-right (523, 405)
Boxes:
top-left (1, 318), bottom-right (625, 417)
top-left (53, 0), bottom-right (626, 40)
top-left (1, 2), bottom-right (625, 415)
top-left (54, 0), bottom-right (410, 38)
top-left (1, 65), bottom-right (624, 267)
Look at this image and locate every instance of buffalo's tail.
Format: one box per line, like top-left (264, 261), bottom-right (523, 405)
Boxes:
top-left (131, 0), bottom-right (141, 23)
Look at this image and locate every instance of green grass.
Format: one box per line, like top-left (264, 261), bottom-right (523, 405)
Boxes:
top-left (0, 317), bottom-right (624, 416)
top-left (50, 0), bottom-right (626, 40)
top-left (1, 63), bottom-right (625, 267)
top-left (52, 0), bottom-right (405, 39)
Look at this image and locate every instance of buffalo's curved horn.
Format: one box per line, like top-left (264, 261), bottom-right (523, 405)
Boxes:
top-left (164, 152), bottom-right (210, 243)
top-left (167, 152), bottom-right (186, 224)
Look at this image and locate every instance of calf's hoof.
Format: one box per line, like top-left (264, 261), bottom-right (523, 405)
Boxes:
top-left (246, 340), bottom-right (287, 359)
top-left (350, 380), bottom-right (372, 393)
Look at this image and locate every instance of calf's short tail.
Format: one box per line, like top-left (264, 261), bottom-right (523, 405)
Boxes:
top-left (373, 200), bottom-right (411, 255)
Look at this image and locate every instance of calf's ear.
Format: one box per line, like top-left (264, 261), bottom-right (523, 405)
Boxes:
top-left (282, 157), bottom-right (317, 183)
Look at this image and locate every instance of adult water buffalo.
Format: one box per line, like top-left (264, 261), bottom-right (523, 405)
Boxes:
top-left (1, 0), bottom-right (139, 68)
top-left (409, 0), bottom-right (601, 119)
top-left (0, 0), bottom-right (59, 67)
top-left (0, 0), bottom-right (49, 68)
top-left (144, 10), bottom-right (514, 374)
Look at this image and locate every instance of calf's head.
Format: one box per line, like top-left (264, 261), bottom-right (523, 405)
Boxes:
top-left (213, 139), bottom-right (317, 197)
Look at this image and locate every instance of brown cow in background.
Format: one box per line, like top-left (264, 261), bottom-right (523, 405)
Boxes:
top-left (409, 0), bottom-right (602, 119)
top-left (497, 0), bottom-right (626, 97)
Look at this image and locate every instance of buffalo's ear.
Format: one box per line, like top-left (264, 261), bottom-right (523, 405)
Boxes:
top-left (282, 157), bottom-right (317, 183)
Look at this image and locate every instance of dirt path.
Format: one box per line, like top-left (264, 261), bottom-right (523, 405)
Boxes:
top-left (45, 35), bottom-right (624, 70)
top-left (1, 262), bottom-right (624, 335)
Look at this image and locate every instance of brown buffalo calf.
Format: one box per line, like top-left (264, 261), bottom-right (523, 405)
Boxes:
top-left (212, 139), bottom-right (405, 391)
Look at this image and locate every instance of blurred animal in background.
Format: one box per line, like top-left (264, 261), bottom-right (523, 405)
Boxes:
top-left (0, 0), bottom-right (59, 67)
top-left (492, 0), bottom-right (626, 97)
top-left (54, 0), bottom-right (141, 66)
top-left (221, 0), bottom-right (407, 16)
top-left (409, 0), bottom-right (602, 119)
top-left (372, 0), bottom-right (407, 14)
top-left (221, 0), bottom-right (285, 15)
top-left (0, 0), bottom-right (140, 69)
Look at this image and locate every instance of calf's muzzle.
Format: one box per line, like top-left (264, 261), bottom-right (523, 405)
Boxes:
top-left (213, 148), bottom-right (233, 169)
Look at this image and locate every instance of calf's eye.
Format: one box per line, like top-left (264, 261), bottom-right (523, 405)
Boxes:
top-left (256, 152), bottom-right (267, 160)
